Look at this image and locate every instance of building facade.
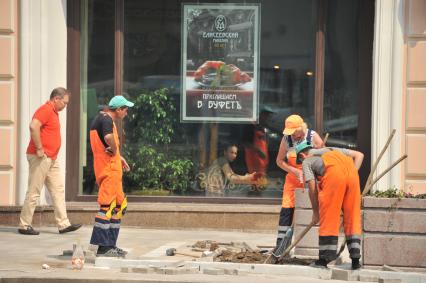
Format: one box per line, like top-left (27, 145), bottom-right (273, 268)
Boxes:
top-left (0, 0), bottom-right (425, 206)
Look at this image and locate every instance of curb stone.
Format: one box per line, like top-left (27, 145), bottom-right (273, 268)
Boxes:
top-left (359, 274), bottom-right (379, 282)
top-left (203, 268), bottom-right (225, 275)
top-left (96, 258), bottom-right (426, 283)
top-left (331, 268), bottom-right (360, 281)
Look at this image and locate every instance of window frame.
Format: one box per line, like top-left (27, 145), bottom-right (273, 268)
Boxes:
top-left (66, 0), bottom-right (372, 203)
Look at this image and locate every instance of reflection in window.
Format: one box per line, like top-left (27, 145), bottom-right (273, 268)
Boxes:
top-left (120, 0), bottom-right (317, 198)
top-left (80, 0), bottom-right (318, 198)
top-left (80, 0), bottom-right (115, 195)
top-left (323, 0), bottom-right (360, 149)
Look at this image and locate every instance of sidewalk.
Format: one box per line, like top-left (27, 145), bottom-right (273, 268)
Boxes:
top-left (0, 225), bottom-right (346, 283)
top-left (0, 225), bottom-right (421, 283)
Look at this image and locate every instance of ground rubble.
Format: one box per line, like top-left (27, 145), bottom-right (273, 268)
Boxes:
top-left (190, 240), bottom-right (314, 265)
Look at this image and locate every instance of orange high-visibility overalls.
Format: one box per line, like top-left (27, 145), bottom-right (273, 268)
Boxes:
top-left (317, 150), bottom-right (361, 262)
top-left (245, 128), bottom-right (269, 175)
top-left (89, 118), bottom-right (126, 247)
top-left (275, 130), bottom-right (312, 245)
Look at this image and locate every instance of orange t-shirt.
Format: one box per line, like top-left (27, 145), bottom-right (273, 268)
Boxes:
top-left (26, 101), bottom-right (61, 160)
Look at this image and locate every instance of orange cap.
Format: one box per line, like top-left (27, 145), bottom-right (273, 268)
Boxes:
top-left (283, 114), bottom-right (304, 135)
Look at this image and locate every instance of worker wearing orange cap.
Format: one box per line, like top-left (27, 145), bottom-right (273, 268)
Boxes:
top-left (296, 141), bottom-right (364, 269)
top-left (274, 115), bottom-right (323, 250)
top-left (89, 95), bottom-right (134, 258)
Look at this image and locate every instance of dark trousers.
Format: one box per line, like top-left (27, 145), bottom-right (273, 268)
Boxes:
top-left (275, 207), bottom-right (294, 245)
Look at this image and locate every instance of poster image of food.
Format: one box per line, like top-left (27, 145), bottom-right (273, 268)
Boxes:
top-left (181, 4), bottom-right (260, 122)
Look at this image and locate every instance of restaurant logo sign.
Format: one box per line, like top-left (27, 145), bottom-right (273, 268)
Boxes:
top-left (215, 15), bottom-right (227, 31)
top-left (181, 4), bottom-right (260, 123)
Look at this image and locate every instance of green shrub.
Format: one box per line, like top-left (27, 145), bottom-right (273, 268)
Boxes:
top-left (122, 88), bottom-right (194, 193)
top-left (368, 186), bottom-right (426, 199)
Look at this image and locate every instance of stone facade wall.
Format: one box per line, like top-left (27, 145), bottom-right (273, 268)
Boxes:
top-left (0, 0), bottom-right (18, 205)
top-left (403, 0), bottom-right (426, 195)
top-left (363, 197), bottom-right (426, 271)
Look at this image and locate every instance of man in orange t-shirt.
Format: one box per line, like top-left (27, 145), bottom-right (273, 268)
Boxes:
top-left (18, 87), bottom-right (82, 235)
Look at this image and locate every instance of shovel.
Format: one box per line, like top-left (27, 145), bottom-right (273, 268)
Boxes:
top-left (264, 213), bottom-right (296, 264)
top-left (272, 223), bottom-right (294, 258)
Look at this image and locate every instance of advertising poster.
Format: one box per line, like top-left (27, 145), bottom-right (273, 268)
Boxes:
top-left (181, 4), bottom-right (260, 122)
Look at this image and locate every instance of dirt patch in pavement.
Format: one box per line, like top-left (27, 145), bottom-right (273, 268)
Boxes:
top-left (191, 240), bottom-right (315, 265)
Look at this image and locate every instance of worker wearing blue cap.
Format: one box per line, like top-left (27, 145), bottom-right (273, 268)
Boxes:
top-left (89, 95), bottom-right (134, 257)
top-left (295, 141), bottom-right (364, 269)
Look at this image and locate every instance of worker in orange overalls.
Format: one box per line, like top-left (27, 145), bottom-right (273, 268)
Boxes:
top-left (89, 95), bottom-right (134, 258)
top-left (274, 115), bottom-right (323, 248)
top-left (244, 106), bottom-right (274, 192)
top-left (296, 141), bottom-right (364, 269)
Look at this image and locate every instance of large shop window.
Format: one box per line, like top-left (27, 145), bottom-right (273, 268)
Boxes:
top-left (70, 0), bottom-right (373, 201)
top-left (80, 0), bottom-right (115, 195)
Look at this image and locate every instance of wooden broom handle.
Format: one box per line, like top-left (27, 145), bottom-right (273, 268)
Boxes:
top-left (363, 129), bottom-right (396, 193)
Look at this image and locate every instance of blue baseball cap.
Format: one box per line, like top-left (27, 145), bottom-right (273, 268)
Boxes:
top-left (108, 95), bottom-right (134, 109)
top-left (295, 141), bottom-right (312, 164)
top-left (295, 141), bottom-right (312, 155)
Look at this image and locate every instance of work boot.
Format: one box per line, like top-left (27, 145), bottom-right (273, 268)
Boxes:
top-left (114, 246), bottom-right (128, 256)
top-left (310, 259), bottom-right (328, 268)
top-left (59, 223), bottom-right (82, 234)
top-left (96, 247), bottom-right (126, 258)
top-left (351, 258), bottom-right (361, 270)
top-left (18, 226), bottom-right (40, 235)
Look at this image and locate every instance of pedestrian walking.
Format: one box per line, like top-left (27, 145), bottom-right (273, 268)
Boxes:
top-left (18, 87), bottom-right (82, 235)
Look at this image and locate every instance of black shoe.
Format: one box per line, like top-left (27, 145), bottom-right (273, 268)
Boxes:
top-left (59, 224), bottom-right (82, 234)
top-left (352, 259), bottom-right (361, 270)
top-left (310, 259), bottom-right (328, 268)
top-left (18, 226), bottom-right (39, 235)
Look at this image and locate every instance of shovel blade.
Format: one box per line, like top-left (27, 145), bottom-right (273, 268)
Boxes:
top-left (272, 228), bottom-right (294, 257)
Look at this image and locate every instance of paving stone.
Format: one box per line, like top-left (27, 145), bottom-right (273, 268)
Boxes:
top-left (62, 250), bottom-right (73, 256)
top-left (85, 255), bottom-right (96, 264)
top-left (224, 268), bottom-right (238, 275)
top-left (84, 250), bottom-right (96, 257)
top-left (224, 269), bottom-right (249, 276)
top-left (132, 267), bottom-right (151, 274)
top-left (378, 279), bottom-right (401, 283)
top-left (197, 256), bottom-right (214, 262)
top-left (203, 268), bottom-right (225, 275)
top-left (363, 233), bottom-right (426, 268)
top-left (236, 269), bottom-right (249, 276)
top-left (88, 244), bottom-right (98, 252)
top-left (161, 267), bottom-right (180, 275)
top-left (382, 265), bottom-right (401, 272)
top-left (157, 267), bottom-right (198, 275)
top-left (331, 268), bottom-right (359, 281)
top-left (359, 274), bottom-right (379, 282)
top-left (169, 260), bottom-right (186, 268)
top-left (185, 267), bottom-right (199, 274)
